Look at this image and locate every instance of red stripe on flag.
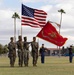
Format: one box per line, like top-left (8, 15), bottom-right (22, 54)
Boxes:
top-left (21, 4), bottom-right (47, 28)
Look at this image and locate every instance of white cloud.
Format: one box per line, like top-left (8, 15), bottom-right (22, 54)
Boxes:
top-left (67, 36), bottom-right (74, 41)
top-left (40, 5), bottom-right (53, 12)
top-left (20, 0), bottom-right (50, 3)
top-left (0, 0), bottom-right (74, 47)
top-left (56, 3), bottom-right (73, 10)
top-left (20, 0), bottom-right (65, 3)
top-left (20, 0), bottom-right (74, 4)
top-left (39, 1), bottom-right (74, 29)
top-left (20, 0), bottom-right (40, 3)
top-left (62, 15), bottom-right (74, 28)
top-left (0, 9), bottom-right (13, 20)
top-left (0, 9), bottom-right (21, 29)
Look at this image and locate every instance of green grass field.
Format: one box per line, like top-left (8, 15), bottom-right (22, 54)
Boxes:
top-left (0, 56), bottom-right (74, 75)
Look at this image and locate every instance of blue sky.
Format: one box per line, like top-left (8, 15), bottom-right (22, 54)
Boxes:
top-left (1, 0), bottom-right (20, 7)
top-left (0, 0), bottom-right (74, 48)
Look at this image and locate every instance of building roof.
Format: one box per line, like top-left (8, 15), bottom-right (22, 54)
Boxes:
top-left (47, 48), bottom-right (62, 51)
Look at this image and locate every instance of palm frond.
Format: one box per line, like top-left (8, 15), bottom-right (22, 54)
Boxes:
top-left (12, 12), bottom-right (20, 19)
top-left (58, 9), bottom-right (66, 14)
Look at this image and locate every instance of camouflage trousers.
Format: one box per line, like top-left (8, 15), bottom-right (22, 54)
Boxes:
top-left (9, 54), bottom-right (16, 67)
top-left (18, 50), bottom-right (24, 67)
top-left (24, 50), bottom-right (29, 66)
top-left (32, 52), bottom-right (38, 66)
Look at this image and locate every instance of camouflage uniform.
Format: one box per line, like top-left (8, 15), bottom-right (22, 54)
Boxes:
top-left (23, 37), bottom-right (31, 67)
top-left (17, 36), bottom-right (24, 67)
top-left (31, 37), bottom-right (39, 66)
top-left (8, 37), bottom-right (16, 67)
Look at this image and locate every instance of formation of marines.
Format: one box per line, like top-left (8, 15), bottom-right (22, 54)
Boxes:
top-left (7, 36), bottom-right (74, 67)
top-left (8, 36), bottom-right (39, 67)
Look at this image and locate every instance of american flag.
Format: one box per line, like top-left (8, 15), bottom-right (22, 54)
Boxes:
top-left (21, 4), bottom-right (47, 28)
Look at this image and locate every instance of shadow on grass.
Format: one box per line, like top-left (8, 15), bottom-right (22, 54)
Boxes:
top-left (0, 65), bottom-right (39, 68)
top-left (0, 66), bottom-right (21, 68)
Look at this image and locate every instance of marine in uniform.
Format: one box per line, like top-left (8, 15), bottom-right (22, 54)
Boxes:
top-left (31, 37), bottom-right (39, 66)
top-left (68, 45), bottom-right (73, 63)
top-left (8, 37), bottom-right (16, 67)
top-left (17, 36), bottom-right (24, 67)
top-left (23, 37), bottom-right (31, 67)
top-left (39, 44), bottom-right (47, 64)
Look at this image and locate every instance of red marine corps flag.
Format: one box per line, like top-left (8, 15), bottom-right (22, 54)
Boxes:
top-left (37, 21), bottom-right (68, 46)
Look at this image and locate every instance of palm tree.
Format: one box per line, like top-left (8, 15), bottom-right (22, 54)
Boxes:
top-left (58, 9), bottom-right (66, 29)
top-left (12, 12), bottom-right (20, 42)
top-left (58, 9), bottom-right (66, 57)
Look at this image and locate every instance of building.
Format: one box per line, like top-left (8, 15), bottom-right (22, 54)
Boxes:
top-left (45, 48), bottom-right (62, 56)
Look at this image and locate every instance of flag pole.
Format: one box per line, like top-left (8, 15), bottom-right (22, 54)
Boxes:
top-left (21, 23), bottom-right (22, 37)
top-left (49, 20), bottom-right (61, 56)
top-left (21, 4), bottom-right (22, 37)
